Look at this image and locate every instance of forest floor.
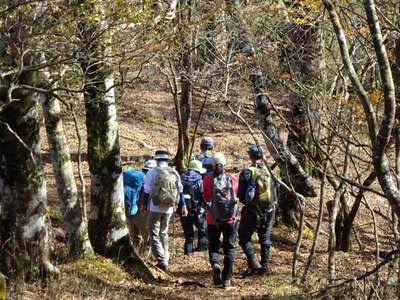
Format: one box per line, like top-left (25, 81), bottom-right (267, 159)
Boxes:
top-left (11, 79), bottom-right (396, 299)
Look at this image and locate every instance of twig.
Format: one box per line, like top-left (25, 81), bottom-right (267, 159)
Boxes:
top-left (313, 249), bottom-right (400, 297)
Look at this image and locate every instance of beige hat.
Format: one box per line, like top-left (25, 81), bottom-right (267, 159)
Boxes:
top-left (211, 152), bottom-right (226, 166)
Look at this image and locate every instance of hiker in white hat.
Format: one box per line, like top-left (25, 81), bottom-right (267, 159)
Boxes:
top-left (143, 148), bottom-right (183, 272)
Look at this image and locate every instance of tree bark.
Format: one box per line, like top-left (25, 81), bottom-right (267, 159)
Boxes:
top-left (225, 0), bottom-right (317, 226)
top-left (0, 3), bottom-right (59, 281)
top-left (79, 9), bottom-right (155, 282)
top-left (42, 94), bottom-right (93, 257)
top-left (280, 22), bottom-right (326, 177)
top-left (0, 79), bottom-right (58, 281)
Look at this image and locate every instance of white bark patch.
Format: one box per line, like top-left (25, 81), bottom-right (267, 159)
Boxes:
top-left (90, 205), bottom-right (99, 220)
top-left (111, 227), bottom-right (128, 242)
top-left (23, 214), bottom-right (46, 240)
top-left (104, 74), bottom-right (119, 151)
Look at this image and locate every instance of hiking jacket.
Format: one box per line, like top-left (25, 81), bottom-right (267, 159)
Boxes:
top-left (203, 171), bottom-right (238, 225)
top-left (180, 169), bottom-right (204, 207)
top-left (143, 161), bottom-right (183, 214)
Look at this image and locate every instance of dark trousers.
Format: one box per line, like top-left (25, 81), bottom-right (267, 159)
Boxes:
top-left (238, 203), bottom-right (275, 266)
top-left (208, 222), bottom-right (237, 281)
top-left (180, 214), bottom-right (207, 254)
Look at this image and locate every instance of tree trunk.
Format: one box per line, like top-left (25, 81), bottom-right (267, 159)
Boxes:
top-left (281, 22), bottom-right (326, 177)
top-left (225, 0), bottom-right (317, 226)
top-left (79, 13), bottom-right (155, 282)
top-left (42, 95), bottom-right (93, 257)
top-left (175, 48), bottom-right (192, 173)
top-left (174, 0), bottom-right (193, 173)
top-left (0, 84), bottom-right (59, 281)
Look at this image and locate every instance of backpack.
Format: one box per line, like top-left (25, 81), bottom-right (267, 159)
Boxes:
top-left (182, 180), bottom-right (198, 211)
top-left (210, 173), bottom-right (237, 222)
top-left (195, 154), bottom-right (213, 174)
top-left (245, 166), bottom-right (275, 208)
top-left (123, 168), bottom-right (145, 216)
top-left (152, 167), bottom-right (179, 207)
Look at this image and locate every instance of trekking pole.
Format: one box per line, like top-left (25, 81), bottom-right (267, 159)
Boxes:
top-left (172, 206), bottom-right (176, 263)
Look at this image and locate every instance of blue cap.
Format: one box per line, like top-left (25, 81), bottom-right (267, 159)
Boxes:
top-left (200, 136), bottom-right (214, 149)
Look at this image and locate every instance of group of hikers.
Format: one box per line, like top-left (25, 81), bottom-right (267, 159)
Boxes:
top-left (123, 137), bottom-right (278, 289)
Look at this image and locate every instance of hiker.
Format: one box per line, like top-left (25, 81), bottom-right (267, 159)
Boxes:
top-left (123, 159), bottom-right (157, 258)
top-left (143, 149), bottom-right (183, 272)
top-left (238, 145), bottom-right (277, 277)
top-left (194, 136), bottom-right (214, 177)
top-left (178, 160), bottom-right (207, 255)
top-left (203, 152), bottom-right (238, 289)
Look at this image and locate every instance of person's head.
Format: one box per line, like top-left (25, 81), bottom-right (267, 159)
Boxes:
top-left (248, 144), bottom-right (264, 162)
top-left (188, 160), bottom-right (206, 174)
top-left (211, 152), bottom-right (226, 175)
top-left (142, 159), bottom-right (157, 174)
top-left (200, 136), bottom-right (214, 152)
top-left (153, 148), bottom-right (171, 165)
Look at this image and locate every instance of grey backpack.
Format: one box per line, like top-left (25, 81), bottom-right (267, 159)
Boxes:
top-left (210, 174), bottom-right (237, 222)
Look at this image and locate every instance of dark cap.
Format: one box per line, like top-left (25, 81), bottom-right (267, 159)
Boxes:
top-left (248, 144), bottom-right (264, 160)
top-left (200, 136), bottom-right (214, 149)
top-left (154, 148), bottom-right (171, 160)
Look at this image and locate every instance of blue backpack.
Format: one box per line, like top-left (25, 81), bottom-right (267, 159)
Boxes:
top-left (123, 168), bottom-right (145, 216)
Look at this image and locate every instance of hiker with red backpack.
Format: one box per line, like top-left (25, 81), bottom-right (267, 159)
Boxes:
top-left (143, 149), bottom-right (184, 272)
top-left (238, 145), bottom-right (278, 277)
top-left (178, 160), bottom-right (208, 255)
top-left (123, 159), bottom-right (157, 259)
top-left (203, 152), bottom-right (238, 289)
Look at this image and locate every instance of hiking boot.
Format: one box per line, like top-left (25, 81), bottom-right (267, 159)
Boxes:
top-left (156, 263), bottom-right (168, 272)
top-left (241, 268), bottom-right (254, 278)
top-left (257, 264), bottom-right (269, 275)
top-left (242, 258), bottom-right (262, 278)
top-left (212, 263), bottom-right (222, 286)
top-left (194, 247), bottom-right (207, 252)
top-left (222, 279), bottom-right (231, 289)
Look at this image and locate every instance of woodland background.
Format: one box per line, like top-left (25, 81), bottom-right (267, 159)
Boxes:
top-left (1, 0), bottom-right (400, 299)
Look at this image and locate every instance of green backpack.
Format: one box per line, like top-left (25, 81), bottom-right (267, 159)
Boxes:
top-left (152, 167), bottom-right (179, 207)
top-left (248, 166), bottom-right (273, 208)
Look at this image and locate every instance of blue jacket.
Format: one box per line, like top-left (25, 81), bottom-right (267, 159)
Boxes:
top-left (180, 169), bottom-right (204, 209)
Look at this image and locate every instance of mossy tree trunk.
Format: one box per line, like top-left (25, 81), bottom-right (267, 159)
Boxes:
top-left (0, 2), bottom-right (59, 281)
top-left (80, 24), bottom-right (128, 256)
top-left (280, 22), bottom-right (326, 177)
top-left (173, 0), bottom-right (193, 173)
top-left (225, 0), bottom-right (317, 227)
top-left (42, 94), bottom-right (93, 257)
top-left (79, 9), bottom-right (155, 282)
top-left (0, 62), bottom-right (58, 282)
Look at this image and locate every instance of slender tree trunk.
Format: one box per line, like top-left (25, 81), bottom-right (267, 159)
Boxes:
top-left (324, 0), bottom-right (400, 217)
top-left (42, 94), bottom-right (93, 257)
top-left (327, 185), bottom-right (345, 283)
top-left (174, 0), bottom-right (193, 173)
